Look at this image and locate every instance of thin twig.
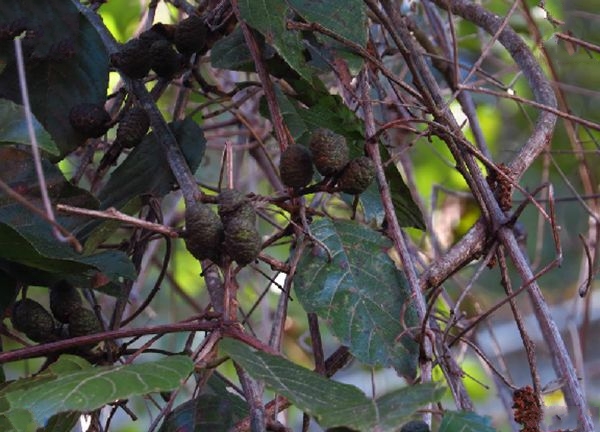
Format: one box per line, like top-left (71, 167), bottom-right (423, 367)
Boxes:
top-left (56, 204), bottom-right (179, 237)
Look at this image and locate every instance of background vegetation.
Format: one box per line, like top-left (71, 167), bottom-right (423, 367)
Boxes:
top-left (0, 0), bottom-right (598, 431)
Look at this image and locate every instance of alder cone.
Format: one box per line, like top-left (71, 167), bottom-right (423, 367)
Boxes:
top-left (279, 145), bottom-right (314, 189)
top-left (184, 200), bottom-right (224, 262)
top-left (68, 307), bottom-right (102, 338)
top-left (69, 103), bottom-right (111, 138)
top-left (110, 38), bottom-right (152, 79)
top-left (11, 298), bottom-right (57, 343)
top-left (50, 280), bottom-right (83, 324)
top-left (309, 128), bottom-right (350, 176)
top-left (116, 106), bottom-right (150, 148)
top-left (224, 218), bottom-right (261, 266)
top-left (174, 15), bottom-right (208, 56)
top-left (337, 156), bottom-right (376, 194)
top-left (150, 40), bottom-right (184, 79)
top-left (218, 189), bottom-right (256, 227)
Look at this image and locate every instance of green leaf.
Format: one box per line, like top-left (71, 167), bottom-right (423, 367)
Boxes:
top-left (222, 337), bottom-right (373, 428)
top-left (0, 99), bottom-right (60, 156)
top-left (38, 411), bottom-right (80, 432)
top-left (159, 375), bottom-right (248, 432)
top-left (98, 118), bottom-right (206, 211)
top-left (439, 411), bottom-right (497, 432)
top-left (382, 145), bottom-right (426, 230)
top-left (211, 27), bottom-right (254, 71)
top-left (0, 355), bottom-right (193, 429)
top-left (221, 338), bottom-right (443, 431)
top-left (0, 409), bottom-right (36, 432)
top-left (295, 219), bottom-right (419, 377)
top-left (0, 0), bottom-right (109, 159)
top-left (287, 0), bottom-right (367, 73)
top-left (0, 148), bottom-right (135, 285)
top-left (238, 0), bottom-right (314, 81)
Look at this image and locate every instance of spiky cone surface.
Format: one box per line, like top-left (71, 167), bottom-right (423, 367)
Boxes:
top-left (218, 189), bottom-right (256, 227)
top-left (279, 145), bottom-right (314, 189)
top-left (174, 15), bottom-right (208, 56)
top-left (116, 106), bottom-right (150, 148)
top-left (184, 200), bottom-right (224, 262)
top-left (150, 40), bottom-right (184, 79)
top-left (69, 102), bottom-right (111, 138)
top-left (67, 308), bottom-right (102, 340)
top-left (110, 38), bottom-right (152, 79)
top-left (11, 298), bottom-right (57, 343)
top-left (224, 218), bottom-right (261, 266)
top-left (50, 280), bottom-right (83, 324)
top-left (337, 156), bottom-right (376, 195)
top-left (309, 128), bottom-right (350, 176)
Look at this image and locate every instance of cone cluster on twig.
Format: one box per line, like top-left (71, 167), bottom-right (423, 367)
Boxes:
top-left (278, 128), bottom-right (376, 195)
top-left (10, 281), bottom-right (102, 348)
top-left (184, 189), bottom-right (261, 267)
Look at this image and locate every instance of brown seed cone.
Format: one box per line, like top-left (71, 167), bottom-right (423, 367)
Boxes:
top-left (50, 280), bottom-right (83, 324)
top-left (150, 40), bottom-right (184, 79)
top-left (67, 307), bottom-right (102, 338)
top-left (110, 38), bottom-right (152, 79)
top-left (184, 200), bottom-right (224, 263)
top-left (11, 298), bottom-right (57, 343)
top-left (218, 189), bottom-right (256, 227)
top-left (224, 218), bottom-right (261, 266)
top-left (309, 128), bottom-right (350, 176)
top-left (337, 156), bottom-right (376, 195)
top-left (116, 106), bottom-right (150, 148)
top-left (279, 145), bottom-right (314, 189)
top-left (174, 15), bottom-right (208, 56)
top-left (69, 102), bottom-right (111, 138)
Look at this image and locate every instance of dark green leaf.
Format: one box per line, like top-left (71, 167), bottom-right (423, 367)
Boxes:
top-left (221, 338), bottom-right (443, 430)
top-left (98, 118), bottom-right (206, 210)
top-left (1, 355), bottom-right (193, 429)
top-left (38, 411), bottom-right (80, 432)
top-left (221, 337), bottom-right (374, 429)
top-left (376, 386), bottom-right (445, 430)
top-left (295, 219), bottom-right (419, 377)
top-left (211, 27), bottom-right (254, 71)
top-left (0, 270), bottom-right (19, 323)
top-left (0, 148), bottom-right (135, 284)
top-left (0, 409), bottom-right (36, 432)
top-left (439, 411), bottom-right (497, 432)
top-left (0, 0), bottom-right (109, 159)
top-left (159, 375), bottom-right (248, 432)
top-left (382, 146), bottom-right (425, 230)
top-left (287, 0), bottom-right (367, 72)
top-left (238, 0), bottom-right (314, 81)
top-left (0, 99), bottom-right (59, 156)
